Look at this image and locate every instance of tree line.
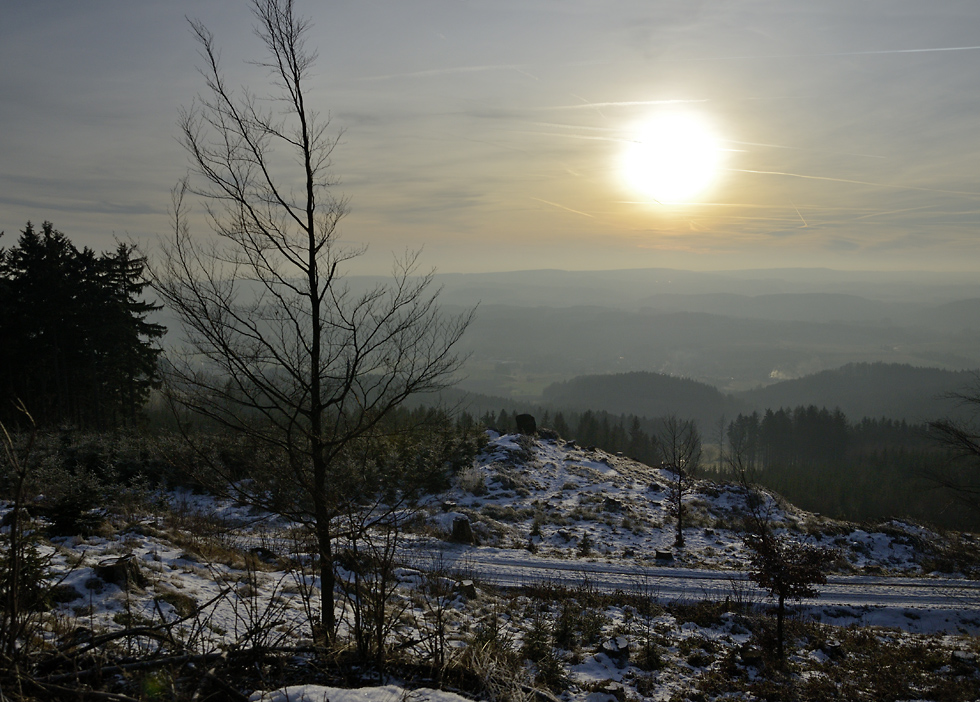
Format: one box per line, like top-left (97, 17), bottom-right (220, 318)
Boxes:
top-left (717, 408), bottom-right (979, 528)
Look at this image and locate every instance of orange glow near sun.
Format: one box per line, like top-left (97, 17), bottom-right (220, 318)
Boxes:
top-left (620, 111), bottom-right (725, 204)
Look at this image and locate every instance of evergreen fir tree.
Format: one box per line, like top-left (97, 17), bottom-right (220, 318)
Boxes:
top-left (0, 222), bottom-right (164, 428)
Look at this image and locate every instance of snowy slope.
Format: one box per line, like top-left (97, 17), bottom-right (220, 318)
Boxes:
top-left (441, 432), bottom-right (957, 576)
top-left (4, 431), bottom-right (979, 701)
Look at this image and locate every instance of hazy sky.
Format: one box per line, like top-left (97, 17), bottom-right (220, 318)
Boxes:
top-left (3, 0), bottom-right (980, 274)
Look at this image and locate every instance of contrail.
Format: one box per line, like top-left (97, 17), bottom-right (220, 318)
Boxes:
top-left (512, 130), bottom-right (627, 144)
top-left (727, 140), bottom-right (885, 160)
top-left (531, 197), bottom-right (595, 218)
top-left (618, 201), bottom-right (866, 212)
top-left (359, 64), bottom-right (529, 81)
top-left (729, 168), bottom-right (980, 197)
top-left (791, 200), bottom-right (808, 227)
top-left (571, 93), bottom-right (607, 119)
top-left (681, 45), bottom-right (980, 62)
top-left (855, 204), bottom-right (938, 220)
top-left (541, 99), bottom-right (710, 111)
top-left (525, 121), bottom-right (618, 133)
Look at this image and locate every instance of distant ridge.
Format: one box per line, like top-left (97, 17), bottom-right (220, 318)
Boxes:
top-left (541, 371), bottom-right (740, 427)
top-left (735, 362), bottom-right (977, 422)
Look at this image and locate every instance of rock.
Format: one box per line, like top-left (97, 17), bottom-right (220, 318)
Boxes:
top-left (249, 546), bottom-right (279, 564)
top-left (739, 644), bottom-right (764, 667)
top-left (601, 681), bottom-right (626, 701)
top-left (603, 497), bottom-right (623, 512)
top-left (821, 639), bottom-right (844, 660)
top-left (655, 550), bottom-right (674, 562)
top-left (952, 650), bottom-right (977, 671)
top-left (450, 517), bottom-right (476, 544)
top-left (49, 583), bottom-right (83, 604)
top-left (94, 555), bottom-right (146, 590)
top-left (516, 414), bottom-right (537, 435)
top-left (600, 636), bottom-right (630, 667)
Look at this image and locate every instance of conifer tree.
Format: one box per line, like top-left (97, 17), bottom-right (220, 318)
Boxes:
top-left (0, 222), bottom-right (163, 428)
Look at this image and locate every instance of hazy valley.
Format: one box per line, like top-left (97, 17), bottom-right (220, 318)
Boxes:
top-left (429, 267), bottom-right (980, 399)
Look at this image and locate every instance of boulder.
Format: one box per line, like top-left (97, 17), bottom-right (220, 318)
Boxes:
top-left (739, 644), bottom-right (764, 667)
top-left (94, 555), bottom-right (146, 590)
top-left (600, 636), bottom-right (630, 667)
top-left (601, 681), bottom-right (626, 702)
top-left (603, 497), bottom-right (623, 512)
top-left (515, 413), bottom-right (537, 435)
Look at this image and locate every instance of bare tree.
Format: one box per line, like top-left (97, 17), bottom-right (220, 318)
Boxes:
top-left (928, 381), bottom-right (980, 516)
top-left (726, 439), bottom-right (835, 661)
top-left (657, 414), bottom-right (701, 548)
top-left (153, 0), bottom-right (472, 643)
top-left (0, 402), bottom-right (38, 665)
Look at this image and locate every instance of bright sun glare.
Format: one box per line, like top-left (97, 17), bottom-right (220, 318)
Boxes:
top-left (621, 112), bottom-right (724, 203)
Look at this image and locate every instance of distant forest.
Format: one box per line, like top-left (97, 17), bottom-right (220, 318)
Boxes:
top-left (539, 364), bottom-right (979, 427)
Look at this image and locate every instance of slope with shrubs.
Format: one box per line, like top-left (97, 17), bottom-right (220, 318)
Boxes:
top-left (0, 431), bottom-right (978, 701)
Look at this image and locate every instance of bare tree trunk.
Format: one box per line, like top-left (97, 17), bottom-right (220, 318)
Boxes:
top-left (313, 496), bottom-right (335, 642)
top-left (1, 404), bottom-right (36, 662)
top-left (673, 489), bottom-right (684, 547)
top-left (776, 594), bottom-right (785, 661)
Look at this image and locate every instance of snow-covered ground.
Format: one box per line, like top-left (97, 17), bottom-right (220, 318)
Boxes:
top-left (5, 432), bottom-right (980, 701)
top-left (444, 432), bottom-right (976, 576)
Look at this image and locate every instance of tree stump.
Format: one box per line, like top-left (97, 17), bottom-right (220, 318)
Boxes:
top-left (94, 555), bottom-right (146, 590)
top-left (450, 516), bottom-right (476, 544)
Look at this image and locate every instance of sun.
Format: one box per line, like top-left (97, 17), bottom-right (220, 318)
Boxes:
top-left (620, 111), bottom-right (724, 203)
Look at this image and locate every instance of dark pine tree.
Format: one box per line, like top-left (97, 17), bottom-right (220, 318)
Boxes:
top-left (0, 222), bottom-right (164, 429)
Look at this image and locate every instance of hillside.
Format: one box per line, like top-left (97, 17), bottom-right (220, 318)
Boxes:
top-left (3, 432), bottom-right (979, 701)
top-left (517, 363), bottom-right (979, 427)
top-left (735, 362), bottom-right (977, 422)
top-left (540, 371), bottom-right (741, 428)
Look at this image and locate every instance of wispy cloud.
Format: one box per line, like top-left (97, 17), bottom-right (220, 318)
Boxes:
top-left (729, 169), bottom-right (980, 197)
top-left (540, 99), bottom-right (710, 111)
top-left (530, 197), bottom-right (595, 218)
top-left (358, 64), bottom-right (533, 81)
top-left (727, 140), bottom-right (886, 160)
top-left (512, 130), bottom-right (626, 144)
top-left (681, 45), bottom-right (980, 62)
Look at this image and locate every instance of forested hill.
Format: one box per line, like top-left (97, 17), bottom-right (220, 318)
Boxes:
top-left (735, 363), bottom-right (977, 422)
top-left (454, 363), bottom-right (978, 428)
top-left (541, 371), bottom-right (741, 428)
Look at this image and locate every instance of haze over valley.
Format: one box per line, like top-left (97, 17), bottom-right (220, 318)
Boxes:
top-left (419, 266), bottom-right (980, 408)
